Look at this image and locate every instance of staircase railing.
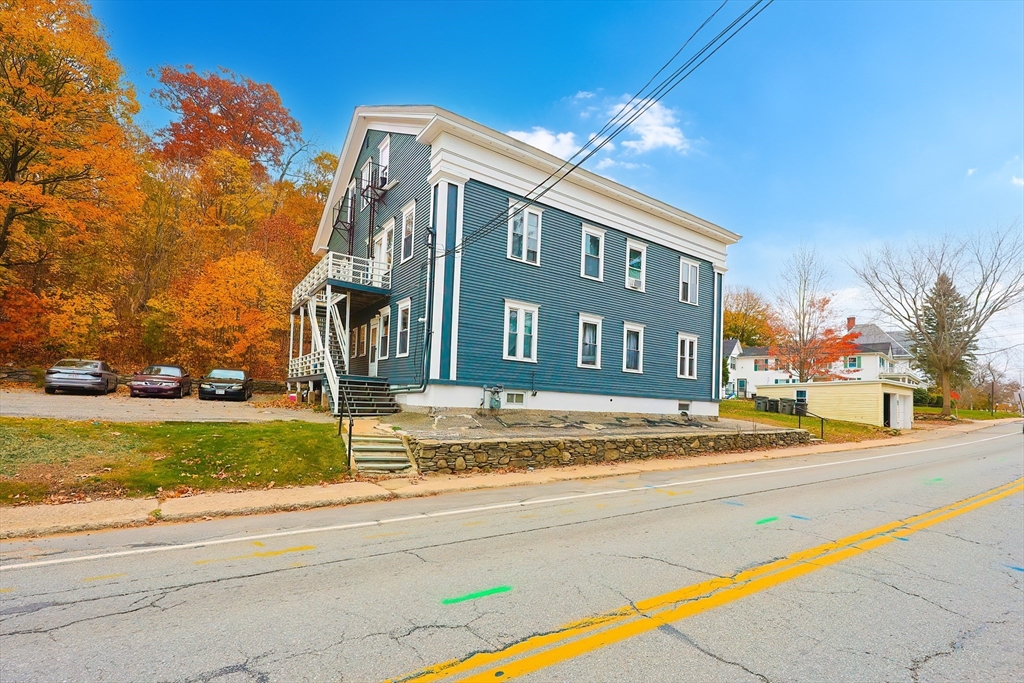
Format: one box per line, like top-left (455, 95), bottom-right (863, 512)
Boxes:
top-left (797, 409), bottom-right (828, 440)
top-left (336, 380), bottom-right (354, 471)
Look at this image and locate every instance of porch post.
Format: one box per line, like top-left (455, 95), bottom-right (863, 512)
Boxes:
top-left (299, 306), bottom-right (306, 357)
top-left (324, 283), bottom-right (332, 360)
top-left (288, 312), bottom-right (295, 362)
top-left (345, 294), bottom-right (351, 375)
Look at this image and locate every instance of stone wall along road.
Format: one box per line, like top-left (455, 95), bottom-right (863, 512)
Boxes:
top-left (412, 429), bottom-right (809, 474)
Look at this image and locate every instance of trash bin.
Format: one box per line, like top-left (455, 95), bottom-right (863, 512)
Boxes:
top-left (780, 398), bottom-right (796, 415)
top-left (767, 398), bottom-right (780, 413)
top-left (755, 396), bottom-right (769, 412)
top-left (795, 402), bottom-right (808, 416)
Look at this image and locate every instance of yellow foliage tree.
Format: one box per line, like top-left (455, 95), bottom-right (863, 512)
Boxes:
top-left (171, 251), bottom-right (288, 377)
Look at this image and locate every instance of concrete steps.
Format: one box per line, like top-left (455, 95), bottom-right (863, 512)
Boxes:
top-left (349, 434), bottom-right (413, 474)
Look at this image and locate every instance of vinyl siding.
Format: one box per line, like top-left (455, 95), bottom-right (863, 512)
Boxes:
top-left (327, 130), bottom-right (432, 384)
top-left (755, 381), bottom-right (914, 426)
top-left (453, 179), bottom-right (717, 402)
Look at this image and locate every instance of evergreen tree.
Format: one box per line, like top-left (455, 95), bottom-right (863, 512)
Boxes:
top-left (910, 273), bottom-right (975, 414)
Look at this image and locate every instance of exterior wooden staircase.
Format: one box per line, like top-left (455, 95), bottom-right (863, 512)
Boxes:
top-left (328, 375), bottom-right (401, 418)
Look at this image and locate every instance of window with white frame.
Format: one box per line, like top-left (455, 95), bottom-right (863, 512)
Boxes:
top-left (577, 314), bottom-right (602, 369)
top-left (623, 322), bottom-right (644, 373)
top-left (360, 160), bottom-right (372, 209)
top-left (504, 300), bottom-right (538, 362)
top-left (678, 334), bottom-right (698, 379)
top-left (377, 135), bottom-right (390, 184)
top-left (845, 356), bottom-right (861, 369)
top-left (378, 308), bottom-right (390, 360)
top-left (507, 202), bottom-right (541, 265)
top-left (397, 299), bottom-right (411, 357)
top-left (359, 324), bottom-right (367, 356)
top-left (401, 201), bottom-right (415, 263)
top-left (626, 240), bottom-right (646, 291)
top-left (505, 391), bottom-right (525, 406)
top-left (679, 258), bottom-right (699, 305)
top-left (581, 225), bottom-right (604, 280)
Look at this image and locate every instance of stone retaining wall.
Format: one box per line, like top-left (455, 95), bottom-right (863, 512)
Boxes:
top-left (412, 429), bottom-right (810, 474)
top-left (0, 367), bottom-right (40, 383)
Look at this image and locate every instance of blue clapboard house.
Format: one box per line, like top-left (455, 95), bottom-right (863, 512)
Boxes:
top-left (287, 106), bottom-right (739, 417)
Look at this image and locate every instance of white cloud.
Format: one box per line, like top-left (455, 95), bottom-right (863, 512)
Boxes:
top-left (574, 91), bottom-right (595, 100)
top-left (506, 127), bottom-right (579, 160)
top-left (610, 99), bottom-right (689, 154)
top-left (966, 168), bottom-right (976, 176)
top-left (1013, 175), bottom-right (1024, 187)
top-left (595, 158), bottom-right (640, 171)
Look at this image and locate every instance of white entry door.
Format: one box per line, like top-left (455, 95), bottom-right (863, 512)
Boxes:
top-left (372, 228), bottom-right (392, 287)
top-left (368, 318), bottom-right (379, 377)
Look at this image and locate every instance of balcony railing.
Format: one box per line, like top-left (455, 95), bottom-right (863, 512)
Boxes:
top-left (289, 349), bottom-right (326, 378)
top-left (292, 251), bottom-right (391, 305)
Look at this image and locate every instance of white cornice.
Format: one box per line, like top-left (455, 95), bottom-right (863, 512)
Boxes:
top-left (313, 105), bottom-right (742, 257)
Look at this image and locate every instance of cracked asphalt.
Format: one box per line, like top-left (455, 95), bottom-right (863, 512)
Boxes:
top-left (1, 422), bottom-right (1021, 682)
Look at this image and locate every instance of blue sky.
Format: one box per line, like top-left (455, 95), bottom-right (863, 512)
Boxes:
top-left (93, 0), bottom-right (1023, 356)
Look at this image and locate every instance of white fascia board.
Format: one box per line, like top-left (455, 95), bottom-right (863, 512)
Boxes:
top-left (426, 135), bottom-right (731, 268)
top-left (312, 107), bottom-right (438, 253)
top-left (418, 114), bottom-right (739, 248)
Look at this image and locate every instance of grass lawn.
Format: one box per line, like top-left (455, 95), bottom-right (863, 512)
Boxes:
top-left (0, 418), bottom-right (350, 505)
top-left (914, 406), bottom-right (1020, 421)
top-left (719, 399), bottom-right (897, 444)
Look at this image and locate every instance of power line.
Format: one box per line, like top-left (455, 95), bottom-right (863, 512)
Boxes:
top-left (437, 0), bottom-right (774, 260)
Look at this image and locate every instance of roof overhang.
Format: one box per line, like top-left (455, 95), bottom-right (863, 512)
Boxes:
top-left (313, 105), bottom-right (741, 257)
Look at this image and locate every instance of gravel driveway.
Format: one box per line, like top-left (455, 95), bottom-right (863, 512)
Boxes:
top-left (0, 387), bottom-right (336, 423)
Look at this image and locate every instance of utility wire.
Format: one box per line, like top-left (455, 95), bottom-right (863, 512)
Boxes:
top-left (438, 0), bottom-right (773, 260)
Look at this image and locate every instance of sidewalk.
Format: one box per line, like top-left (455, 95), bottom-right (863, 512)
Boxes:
top-left (2, 418), bottom-right (1018, 540)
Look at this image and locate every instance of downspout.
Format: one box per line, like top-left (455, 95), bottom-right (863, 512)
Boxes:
top-left (390, 214), bottom-right (436, 395)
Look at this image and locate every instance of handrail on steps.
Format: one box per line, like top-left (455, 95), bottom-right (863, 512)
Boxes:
top-left (797, 409), bottom-right (828, 440)
top-left (336, 381), bottom-right (354, 471)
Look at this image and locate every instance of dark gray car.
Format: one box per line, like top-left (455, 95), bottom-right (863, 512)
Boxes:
top-left (44, 359), bottom-right (118, 395)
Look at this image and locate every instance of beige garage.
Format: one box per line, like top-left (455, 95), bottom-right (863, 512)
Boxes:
top-left (755, 379), bottom-right (915, 429)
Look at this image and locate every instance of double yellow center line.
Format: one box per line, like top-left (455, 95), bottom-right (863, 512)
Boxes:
top-left (387, 477), bottom-right (1023, 682)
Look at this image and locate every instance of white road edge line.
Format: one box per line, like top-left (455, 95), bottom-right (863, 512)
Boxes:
top-left (1, 431), bottom-right (1019, 572)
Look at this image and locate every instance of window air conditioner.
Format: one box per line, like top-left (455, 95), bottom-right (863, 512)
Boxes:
top-left (628, 277), bottom-right (642, 290)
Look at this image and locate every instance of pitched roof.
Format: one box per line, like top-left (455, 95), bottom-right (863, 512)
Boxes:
top-left (314, 105), bottom-right (741, 255)
top-left (850, 323), bottom-right (912, 357)
top-left (723, 339), bottom-right (740, 357)
top-left (739, 346), bottom-right (769, 358)
top-left (854, 342), bottom-right (894, 355)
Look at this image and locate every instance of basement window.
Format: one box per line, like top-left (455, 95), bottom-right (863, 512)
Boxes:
top-left (506, 392), bottom-right (525, 406)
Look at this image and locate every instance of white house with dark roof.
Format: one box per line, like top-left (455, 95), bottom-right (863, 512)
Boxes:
top-left (725, 317), bottom-right (922, 399)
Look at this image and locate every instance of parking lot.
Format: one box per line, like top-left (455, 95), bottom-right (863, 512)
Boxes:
top-left (0, 387), bottom-right (335, 423)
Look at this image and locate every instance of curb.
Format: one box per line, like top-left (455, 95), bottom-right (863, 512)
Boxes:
top-left (2, 418), bottom-right (1019, 540)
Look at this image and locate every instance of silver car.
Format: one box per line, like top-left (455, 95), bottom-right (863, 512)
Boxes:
top-left (44, 359), bottom-right (118, 395)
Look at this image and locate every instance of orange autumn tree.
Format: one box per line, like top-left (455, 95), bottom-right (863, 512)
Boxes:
top-left (0, 0), bottom-right (142, 273)
top-left (171, 252), bottom-right (289, 377)
top-left (723, 286), bottom-right (778, 347)
top-left (770, 247), bottom-right (860, 381)
top-left (151, 65), bottom-right (301, 176)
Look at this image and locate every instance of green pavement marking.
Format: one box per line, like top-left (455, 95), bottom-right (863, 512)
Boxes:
top-left (925, 477), bottom-right (944, 484)
top-left (441, 586), bottom-right (513, 605)
top-left (755, 516), bottom-right (779, 525)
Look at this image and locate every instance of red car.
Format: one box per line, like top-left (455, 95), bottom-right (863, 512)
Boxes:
top-left (128, 365), bottom-right (193, 398)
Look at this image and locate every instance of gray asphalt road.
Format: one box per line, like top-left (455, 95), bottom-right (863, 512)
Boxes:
top-left (0, 388), bottom-right (334, 423)
top-left (1, 423), bottom-right (1022, 682)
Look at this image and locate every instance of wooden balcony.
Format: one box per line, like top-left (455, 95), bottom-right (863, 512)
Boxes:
top-left (291, 251), bottom-right (391, 307)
